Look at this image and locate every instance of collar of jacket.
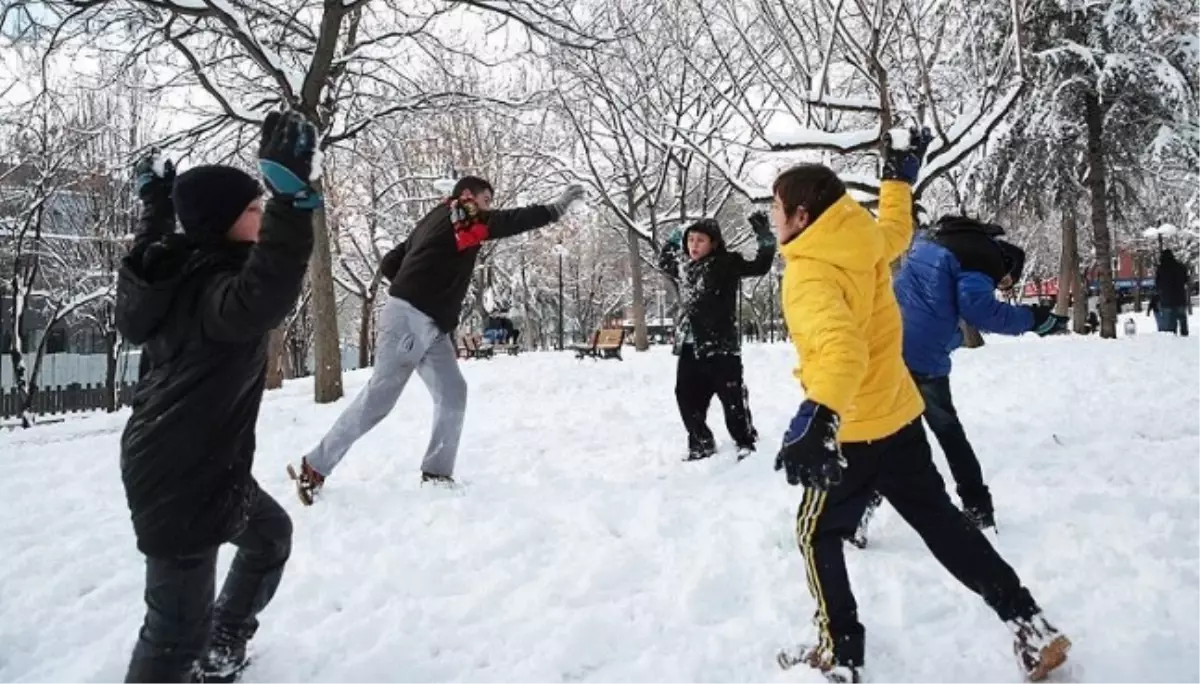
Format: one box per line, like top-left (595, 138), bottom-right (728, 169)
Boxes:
top-left (779, 192), bottom-right (883, 274)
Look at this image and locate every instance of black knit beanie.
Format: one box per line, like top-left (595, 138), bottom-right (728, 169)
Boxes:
top-left (172, 165), bottom-right (262, 238)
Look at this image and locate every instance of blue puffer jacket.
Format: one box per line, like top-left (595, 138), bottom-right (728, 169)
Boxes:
top-left (895, 237), bottom-right (1034, 377)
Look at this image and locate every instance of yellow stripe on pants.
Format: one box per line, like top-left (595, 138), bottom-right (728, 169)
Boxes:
top-left (795, 487), bottom-right (832, 660)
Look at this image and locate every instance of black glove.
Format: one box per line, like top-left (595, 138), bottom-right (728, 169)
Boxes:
top-left (881, 125), bottom-right (933, 184)
top-left (1027, 304), bottom-right (1069, 336)
top-left (133, 149), bottom-right (175, 213)
top-left (258, 110), bottom-right (322, 210)
top-left (748, 211), bottom-right (771, 237)
top-left (774, 401), bottom-right (847, 489)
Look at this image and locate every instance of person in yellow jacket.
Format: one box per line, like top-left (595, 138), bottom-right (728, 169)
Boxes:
top-left (770, 127), bottom-right (1071, 684)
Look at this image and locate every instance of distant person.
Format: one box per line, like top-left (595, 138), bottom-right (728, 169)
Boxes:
top-left (657, 214), bottom-right (776, 461)
top-left (1154, 249), bottom-right (1190, 336)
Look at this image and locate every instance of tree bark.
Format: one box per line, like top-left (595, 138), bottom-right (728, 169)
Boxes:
top-left (103, 331), bottom-right (119, 412)
top-left (308, 186), bottom-right (345, 402)
top-left (265, 327), bottom-right (286, 390)
top-left (1073, 267), bottom-right (1089, 334)
top-left (1084, 89), bottom-right (1118, 338)
top-left (626, 224), bottom-right (649, 351)
top-left (357, 292), bottom-right (374, 369)
top-left (1054, 208), bottom-right (1079, 319)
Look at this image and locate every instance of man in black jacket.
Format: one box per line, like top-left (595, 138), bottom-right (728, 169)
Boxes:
top-left (658, 213), bottom-right (776, 461)
top-left (289, 176), bottom-right (584, 502)
top-left (117, 111), bottom-right (318, 683)
top-left (1155, 249), bottom-right (1190, 336)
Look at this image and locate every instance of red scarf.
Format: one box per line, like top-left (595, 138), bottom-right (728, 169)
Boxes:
top-left (449, 196), bottom-right (489, 251)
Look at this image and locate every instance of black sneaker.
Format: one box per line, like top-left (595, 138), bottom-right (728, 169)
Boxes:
top-left (965, 506), bottom-right (997, 532)
top-left (197, 639), bottom-right (250, 683)
top-left (421, 472), bottom-right (456, 488)
top-left (684, 442), bottom-right (717, 462)
top-left (735, 444), bottom-right (755, 461)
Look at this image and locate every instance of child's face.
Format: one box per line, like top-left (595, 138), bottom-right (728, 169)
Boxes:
top-left (227, 198), bottom-right (265, 243)
top-left (687, 231), bottom-right (714, 260)
top-left (771, 194), bottom-right (810, 244)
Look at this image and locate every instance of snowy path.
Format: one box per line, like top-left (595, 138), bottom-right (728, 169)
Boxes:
top-left (3, 321), bottom-right (1198, 682)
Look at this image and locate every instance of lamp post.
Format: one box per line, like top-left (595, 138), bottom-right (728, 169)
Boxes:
top-left (553, 242), bottom-right (568, 351)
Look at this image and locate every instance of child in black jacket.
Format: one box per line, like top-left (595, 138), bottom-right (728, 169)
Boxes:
top-left (657, 213), bottom-right (776, 460)
top-left (117, 112), bottom-right (319, 683)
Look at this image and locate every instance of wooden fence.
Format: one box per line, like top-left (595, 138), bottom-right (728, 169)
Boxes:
top-left (1, 383), bottom-right (136, 419)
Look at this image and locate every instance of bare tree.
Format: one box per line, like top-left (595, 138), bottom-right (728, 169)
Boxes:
top-left (6, 0), bottom-right (608, 402)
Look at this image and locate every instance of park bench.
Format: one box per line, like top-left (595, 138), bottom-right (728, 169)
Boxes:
top-left (572, 328), bottom-right (625, 360)
top-left (456, 333), bottom-right (495, 360)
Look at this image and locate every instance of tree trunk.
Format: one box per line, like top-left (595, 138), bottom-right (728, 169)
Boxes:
top-left (626, 224), bottom-right (649, 351)
top-left (1073, 267), bottom-right (1089, 335)
top-left (1133, 251), bottom-right (1145, 312)
top-left (1084, 89), bottom-right (1118, 338)
top-left (1054, 208), bottom-right (1079, 319)
top-left (103, 331), bottom-right (119, 412)
top-left (357, 293), bottom-right (374, 369)
top-left (308, 192), bottom-right (345, 402)
top-left (265, 327), bottom-right (286, 390)
top-left (960, 321), bottom-right (985, 348)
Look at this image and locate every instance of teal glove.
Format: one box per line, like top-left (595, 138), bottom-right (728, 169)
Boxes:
top-left (258, 111), bottom-right (322, 210)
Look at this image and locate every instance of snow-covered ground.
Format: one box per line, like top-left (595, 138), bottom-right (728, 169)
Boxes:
top-left (3, 317), bottom-right (1197, 682)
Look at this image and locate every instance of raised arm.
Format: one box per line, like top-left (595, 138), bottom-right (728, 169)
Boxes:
top-left (129, 151), bottom-right (177, 255)
top-left (202, 110), bottom-right (320, 342)
top-left (657, 229), bottom-right (683, 278)
top-left (724, 212), bottom-right (777, 277)
top-left (877, 180), bottom-right (915, 265)
top-left (878, 126), bottom-right (933, 264)
top-left (201, 200), bottom-right (314, 342)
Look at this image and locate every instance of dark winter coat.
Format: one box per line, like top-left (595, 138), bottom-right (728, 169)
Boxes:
top-left (380, 202), bottom-right (558, 333)
top-left (115, 199), bottom-right (313, 557)
top-left (894, 219), bottom-right (1033, 377)
top-left (1155, 250), bottom-right (1190, 308)
top-left (658, 220), bottom-right (776, 358)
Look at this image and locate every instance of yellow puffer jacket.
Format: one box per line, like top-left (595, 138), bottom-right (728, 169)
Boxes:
top-left (780, 180), bottom-right (924, 443)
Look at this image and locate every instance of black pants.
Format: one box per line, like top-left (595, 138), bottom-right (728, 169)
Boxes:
top-left (674, 345), bottom-right (756, 450)
top-left (795, 421), bottom-right (1037, 667)
top-left (125, 484), bottom-right (293, 683)
top-left (1162, 306), bottom-right (1190, 336)
top-left (912, 373), bottom-right (993, 517)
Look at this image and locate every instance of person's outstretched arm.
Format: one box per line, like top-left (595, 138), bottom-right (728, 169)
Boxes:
top-left (957, 270), bottom-right (1034, 335)
top-left (483, 185), bottom-right (585, 240)
top-left (724, 212), bottom-right (777, 277)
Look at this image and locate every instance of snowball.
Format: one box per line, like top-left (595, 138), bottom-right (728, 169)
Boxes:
top-left (888, 127), bottom-right (911, 151)
top-left (151, 151), bottom-right (167, 177)
top-left (309, 145), bottom-right (324, 182)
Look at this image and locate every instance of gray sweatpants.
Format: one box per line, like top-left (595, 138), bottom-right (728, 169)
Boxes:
top-left (305, 297), bottom-right (467, 478)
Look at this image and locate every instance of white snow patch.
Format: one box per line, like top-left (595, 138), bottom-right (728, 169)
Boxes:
top-left (2, 333), bottom-right (1198, 682)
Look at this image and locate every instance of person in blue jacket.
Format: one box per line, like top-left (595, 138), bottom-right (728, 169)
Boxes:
top-left (850, 216), bottom-right (1066, 544)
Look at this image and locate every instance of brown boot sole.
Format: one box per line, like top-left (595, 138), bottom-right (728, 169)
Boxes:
top-left (286, 464), bottom-right (316, 506)
top-left (1028, 635), bottom-right (1072, 682)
